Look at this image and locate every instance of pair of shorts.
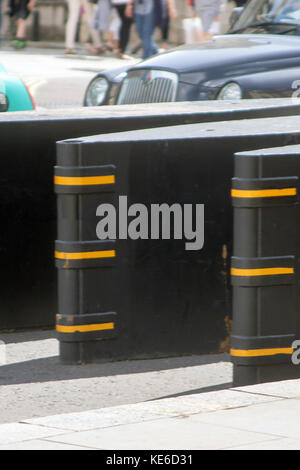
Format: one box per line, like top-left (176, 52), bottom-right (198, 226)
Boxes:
top-left (194, 0), bottom-right (221, 32)
top-left (90, 0), bottom-right (111, 31)
top-left (9, 0), bottom-right (31, 20)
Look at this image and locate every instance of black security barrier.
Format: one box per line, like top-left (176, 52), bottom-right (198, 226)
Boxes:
top-left (2, 100), bottom-right (300, 330)
top-left (231, 145), bottom-right (300, 386)
top-left (55, 118), bottom-right (300, 364)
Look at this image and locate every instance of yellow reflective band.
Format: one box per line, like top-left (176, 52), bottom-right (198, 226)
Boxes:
top-left (56, 322), bottom-right (115, 333)
top-left (231, 188), bottom-right (296, 198)
top-left (55, 250), bottom-right (116, 260)
top-left (231, 267), bottom-right (294, 276)
top-left (54, 175), bottom-right (115, 186)
top-left (230, 348), bottom-right (293, 357)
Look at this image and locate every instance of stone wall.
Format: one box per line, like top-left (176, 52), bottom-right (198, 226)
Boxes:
top-left (30, 0), bottom-right (67, 41)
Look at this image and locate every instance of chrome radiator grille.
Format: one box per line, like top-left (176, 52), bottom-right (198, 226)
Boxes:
top-left (117, 69), bottom-right (178, 105)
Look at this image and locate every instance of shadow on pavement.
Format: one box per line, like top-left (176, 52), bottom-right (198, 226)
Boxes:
top-left (0, 353), bottom-right (231, 386)
top-left (0, 330), bottom-right (231, 386)
top-left (0, 328), bottom-right (56, 344)
top-left (0, 329), bottom-right (231, 387)
top-left (147, 382), bottom-right (233, 401)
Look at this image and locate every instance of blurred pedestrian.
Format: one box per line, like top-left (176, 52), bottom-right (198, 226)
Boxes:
top-left (107, 6), bottom-right (122, 54)
top-left (88, 0), bottom-right (112, 54)
top-left (9, 0), bottom-right (35, 49)
top-left (125, 0), bottom-right (175, 59)
top-left (192, 0), bottom-right (222, 39)
top-left (155, 0), bottom-right (176, 50)
top-left (85, 0), bottom-right (100, 54)
top-left (111, 0), bottom-right (132, 58)
top-left (65, 0), bottom-right (87, 54)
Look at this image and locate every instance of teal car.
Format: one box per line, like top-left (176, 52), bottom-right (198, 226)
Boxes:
top-left (0, 63), bottom-right (35, 112)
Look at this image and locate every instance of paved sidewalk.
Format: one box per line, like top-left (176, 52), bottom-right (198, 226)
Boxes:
top-left (1, 378), bottom-right (300, 449)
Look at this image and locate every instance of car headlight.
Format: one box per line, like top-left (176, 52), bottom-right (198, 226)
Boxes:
top-left (218, 82), bottom-right (242, 100)
top-left (0, 92), bottom-right (8, 112)
top-left (85, 78), bottom-right (109, 106)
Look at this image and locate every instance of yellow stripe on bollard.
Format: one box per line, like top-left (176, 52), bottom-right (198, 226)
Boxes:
top-left (56, 322), bottom-right (115, 333)
top-left (231, 188), bottom-right (296, 198)
top-left (231, 267), bottom-right (294, 276)
top-left (230, 347), bottom-right (293, 357)
top-left (54, 175), bottom-right (115, 186)
top-left (55, 250), bottom-right (116, 260)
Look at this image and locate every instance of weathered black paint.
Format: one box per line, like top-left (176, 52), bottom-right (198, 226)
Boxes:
top-left (2, 100), bottom-right (300, 331)
top-left (231, 144), bottom-right (300, 385)
top-left (56, 116), bottom-right (300, 363)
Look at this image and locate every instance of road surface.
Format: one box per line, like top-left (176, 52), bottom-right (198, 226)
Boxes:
top-left (0, 42), bottom-right (137, 108)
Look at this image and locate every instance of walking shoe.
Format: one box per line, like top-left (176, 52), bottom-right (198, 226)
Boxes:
top-left (12, 39), bottom-right (26, 50)
top-left (65, 48), bottom-right (77, 55)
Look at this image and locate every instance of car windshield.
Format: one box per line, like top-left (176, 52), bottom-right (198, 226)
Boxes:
top-left (231, 0), bottom-right (300, 33)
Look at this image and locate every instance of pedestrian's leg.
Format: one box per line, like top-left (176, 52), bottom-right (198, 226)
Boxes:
top-left (116, 4), bottom-right (132, 53)
top-left (65, 0), bottom-right (81, 53)
top-left (89, 1), bottom-right (105, 52)
top-left (160, 15), bottom-right (169, 49)
top-left (16, 16), bottom-right (25, 37)
top-left (135, 13), bottom-right (153, 59)
top-left (83, 0), bottom-right (99, 54)
top-left (134, 13), bottom-right (146, 56)
top-left (97, 0), bottom-right (111, 51)
top-left (12, 1), bottom-right (29, 50)
top-left (134, 14), bottom-right (145, 58)
top-left (89, 0), bottom-right (110, 54)
top-left (10, 0), bottom-right (32, 48)
top-left (142, 10), bottom-right (158, 58)
top-left (109, 7), bottom-right (121, 56)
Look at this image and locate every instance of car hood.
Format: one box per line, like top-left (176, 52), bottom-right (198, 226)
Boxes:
top-left (131, 34), bottom-right (300, 76)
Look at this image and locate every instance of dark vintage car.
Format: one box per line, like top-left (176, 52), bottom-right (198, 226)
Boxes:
top-left (84, 0), bottom-right (300, 106)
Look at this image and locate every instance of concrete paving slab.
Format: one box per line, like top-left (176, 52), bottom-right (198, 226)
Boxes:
top-left (0, 422), bottom-right (66, 446)
top-left (23, 408), bottom-right (165, 432)
top-left (163, 389), bottom-right (283, 410)
top-left (0, 439), bottom-right (92, 450)
top-left (193, 398), bottom-right (300, 440)
top-left (22, 388), bottom-right (281, 433)
top-left (42, 414), bottom-right (279, 450)
top-left (230, 437), bottom-right (300, 450)
top-left (235, 378), bottom-right (300, 398)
